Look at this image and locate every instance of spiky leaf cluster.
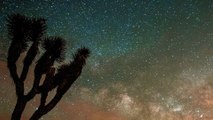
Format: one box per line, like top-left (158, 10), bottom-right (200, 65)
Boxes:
top-left (54, 47), bottom-right (90, 86)
top-left (43, 37), bottom-right (66, 62)
top-left (7, 14), bottom-right (31, 51)
top-left (72, 47), bottom-right (90, 66)
top-left (58, 47), bottom-right (90, 75)
top-left (30, 18), bottom-right (46, 42)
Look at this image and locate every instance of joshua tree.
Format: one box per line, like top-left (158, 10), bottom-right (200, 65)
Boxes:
top-left (7, 13), bottom-right (90, 120)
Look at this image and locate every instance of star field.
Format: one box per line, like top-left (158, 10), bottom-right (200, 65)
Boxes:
top-left (0, 0), bottom-right (213, 119)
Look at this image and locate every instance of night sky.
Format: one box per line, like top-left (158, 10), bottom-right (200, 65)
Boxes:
top-left (0, 0), bottom-right (213, 119)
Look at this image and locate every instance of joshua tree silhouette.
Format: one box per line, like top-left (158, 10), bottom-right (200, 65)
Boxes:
top-left (7, 13), bottom-right (90, 120)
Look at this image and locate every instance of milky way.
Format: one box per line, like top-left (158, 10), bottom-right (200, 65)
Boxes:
top-left (0, 0), bottom-right (213, 119)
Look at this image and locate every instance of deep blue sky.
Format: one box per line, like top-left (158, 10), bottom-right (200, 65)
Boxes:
top-left (0, 0), bottom-right (211, 57)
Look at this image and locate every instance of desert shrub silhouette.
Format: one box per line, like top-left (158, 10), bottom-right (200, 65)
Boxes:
top-left (7, 13), bottom-right (90, 120)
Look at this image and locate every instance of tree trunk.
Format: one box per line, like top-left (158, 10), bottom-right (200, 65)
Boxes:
top-left (30, 93), bottom-right (63, 120)
top-left (11, 97), bottom-right (27, 120)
